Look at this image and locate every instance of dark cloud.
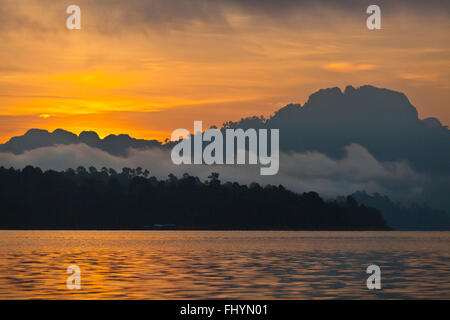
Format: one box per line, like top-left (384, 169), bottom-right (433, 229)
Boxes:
top-left (226, 0), bottom-right (450, 14)
top-left (1, 0), bottom-right (448, 34)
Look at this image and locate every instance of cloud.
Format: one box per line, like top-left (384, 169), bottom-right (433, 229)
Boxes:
top-left (323, 63), bottom-right (376, 72)
top-left (0, 143), bottom-right (424, 202)
top-left (1, 0), bottom-right (448, 35)
top-left (397, 73), bottom-right (438, 82)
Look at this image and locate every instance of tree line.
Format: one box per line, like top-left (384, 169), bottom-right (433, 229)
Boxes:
top-left (0, 166), bottom-right (389, 230)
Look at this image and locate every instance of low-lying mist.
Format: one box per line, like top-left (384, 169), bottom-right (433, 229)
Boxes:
top-left (0, 143), bottom-right (429, 205)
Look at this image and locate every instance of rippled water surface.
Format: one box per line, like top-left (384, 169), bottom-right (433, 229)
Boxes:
top-left (0, 231), bottom-right (448, 299)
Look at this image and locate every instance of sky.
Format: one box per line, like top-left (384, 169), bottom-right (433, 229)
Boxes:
top-left (0, 0), bottom-right (449, 142)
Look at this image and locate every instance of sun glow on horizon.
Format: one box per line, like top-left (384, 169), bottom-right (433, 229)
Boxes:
top-left (0, 0), bottom-right (449, 143)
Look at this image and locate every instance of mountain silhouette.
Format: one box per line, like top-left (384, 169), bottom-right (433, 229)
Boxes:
top-left (223, 85), bottom-right (450, 175)
top-left (1, 85), bottom-right (449, 175)
top-left (1, 85), bottom-right (449, 228)
top-left (0, 128), bottom-right (162, 156)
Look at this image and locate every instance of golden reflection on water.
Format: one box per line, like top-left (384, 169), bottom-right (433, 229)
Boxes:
top-left (0, 231), bottom-right (448, 299)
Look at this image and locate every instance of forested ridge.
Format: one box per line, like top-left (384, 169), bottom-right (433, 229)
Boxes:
top-left (0, 166), bottom-right (389, 230)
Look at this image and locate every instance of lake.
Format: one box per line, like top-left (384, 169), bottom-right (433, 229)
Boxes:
top-left (0, 231), bottom-right (448, 299)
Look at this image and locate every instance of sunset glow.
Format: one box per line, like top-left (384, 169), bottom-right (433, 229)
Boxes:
top-left (0, 0), bottom-right (449, 142)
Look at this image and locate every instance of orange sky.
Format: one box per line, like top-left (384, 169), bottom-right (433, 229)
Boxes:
top-left (0, 0), bottom-right (449, 142)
